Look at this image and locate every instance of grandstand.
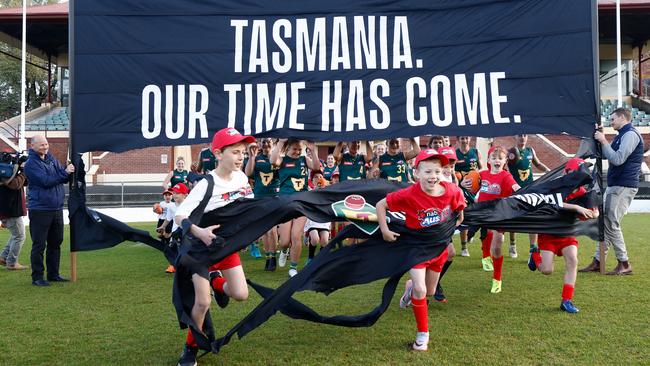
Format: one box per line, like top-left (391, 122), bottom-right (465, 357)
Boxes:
top-left (24, 107), bottom-right (69, 131)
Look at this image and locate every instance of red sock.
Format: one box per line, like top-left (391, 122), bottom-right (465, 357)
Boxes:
top-left (411, 297), bottom-right (429, 333)
top-left (211, 276), bottom-right (226, 293)
top-left (186, 329), bottom-right (198, 347)
top-left (492, 255), bottom-right (504, 281)
top-left (562, 284), bottom-right (574, 301)
top-left (482, 231), bottom-right (493, 258)
top-left (533, 251), bottom-right (542, 267)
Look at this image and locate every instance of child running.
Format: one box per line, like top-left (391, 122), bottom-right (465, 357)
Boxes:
top-left (528, 157), bottom-right (598, 313)
top-left (245, 138), bottom-right (280, 271)
top-left (303, 171), bottom-right (331, 265)
top-left (270, 138), bottom-right (320, 277)
top-left (157, 183), bottom-right (190, 274)
top-left (155, 189), bottom-right (174, 272)
top-left (472, 147), bottom-right (520, 293)
top-left (173, 127), bottom-right (255, 366)
top-left (376, 148), bottom-right (465, 351)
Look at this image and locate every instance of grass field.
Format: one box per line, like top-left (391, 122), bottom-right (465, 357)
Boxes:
top-left (1, 214), bottom-right (649, 365)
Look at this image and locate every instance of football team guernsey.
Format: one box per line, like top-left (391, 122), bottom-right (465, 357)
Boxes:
top-left (386, 181), bottom-right (466, 230)
top-left (477, 170), bottom-right (517, 202)
top-left (252, 153), bottom-right (279, 198)
top-left (279, 155), bottom-right (308, 195)
top-left (455, 147), bottom-right (480, 178)
top-left (508, 147), bottom-right (534, 187)
top-left (323, 165), bottom-right (338, 182)
top-left (379, 152), bottom-right (409, 182)
top-left (338, 153), bottom-right (366, 181)
top-left (170, 169), bottom-right (188, 186)
top-left (199, 148), bottom-right (216, 172)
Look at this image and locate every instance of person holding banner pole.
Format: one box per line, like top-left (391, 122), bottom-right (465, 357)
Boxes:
top-left (271, 139), bottom-right (320, 277)
top-left (579, 108), bottom-right (643, 275)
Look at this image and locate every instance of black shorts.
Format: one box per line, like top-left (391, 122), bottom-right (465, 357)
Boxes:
top-left (306, 228), bottom-right (330, 235)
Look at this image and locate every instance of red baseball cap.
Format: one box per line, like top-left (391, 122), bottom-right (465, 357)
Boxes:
top-left (211, 127), bottom-right (255, 151)
top-left (565, 157), bottom-right (585, 173)
top-left (171, 183), bottom-right (190, 194)
top-left (162, 189), bottom-right (173, 196)
top-left (439, 147), bottom-right (457, 162)
top-left (414, 148), bottom-right (449, 168)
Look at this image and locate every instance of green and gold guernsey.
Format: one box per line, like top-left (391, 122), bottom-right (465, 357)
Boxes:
top-left (378, 152), bottom-right (409, 182)
top-left (253, 153), bottom-right (279, 197)
top-left (455, 147), bottom-right (480, 178)
top-left (279, 155), bottom-right (308, 195)
top-left (508, 146), bottom-right (534, 186)
top-left (170, 169), bottom-right (188, 186)
top-left (338, 153), bottom-right (366, 181)
top-left (199, 148), bottom-right (216, 172)
top-left (323, 165), bottom-right (338, 182)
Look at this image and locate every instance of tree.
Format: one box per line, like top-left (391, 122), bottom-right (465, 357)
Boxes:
top-left (0, 0), bottom-right (60, 121)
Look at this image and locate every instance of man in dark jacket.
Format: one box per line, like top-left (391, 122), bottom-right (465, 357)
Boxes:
top-left (580, 108), bottom-right (644, 275)
top-left (0, 158), bottom-right (28, 270)
top-left (24, 135), bottom-right (75, 286)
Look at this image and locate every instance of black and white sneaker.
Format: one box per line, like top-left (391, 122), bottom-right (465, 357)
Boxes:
top-left (177, 344), bottom-right (198, 366)
top-left (208, 271), bottom-right (230, 308)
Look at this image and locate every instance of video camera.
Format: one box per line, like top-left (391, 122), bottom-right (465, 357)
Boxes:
top-left (0, 151), bottom-right (28, 179)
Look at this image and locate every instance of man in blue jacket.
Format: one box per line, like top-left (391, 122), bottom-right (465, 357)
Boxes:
top-left (24, 135), bottom-right (75, 286)
top-left (580, 108), bottom-right (644, 275)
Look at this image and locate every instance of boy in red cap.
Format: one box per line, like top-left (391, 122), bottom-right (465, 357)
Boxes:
top-left (157, 183), bottom-right (190, 273)
top-left (376, 148), bottom-right (466, 352)
top-left (473, 147), bottom-right (520, 294)
top-left (174, 127), bottom-right (255, 366)
top-left (528, 157), bottom-right (598, 313)
top-left (431, 146), bottom-right (460, 302)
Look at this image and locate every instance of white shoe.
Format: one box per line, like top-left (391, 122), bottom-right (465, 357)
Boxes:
top-left (288, 268), bottom-right (298, 277)
top-left (278, 249), bottom-right (289, 267)
top-left (399, 279), bottom-right (413, 309)
top-left (461, 248), bottom-right (470, 257)
top-left (412, 331), bottom-right (429, 351)
top-left (509, 244), bottom-right (518, 258)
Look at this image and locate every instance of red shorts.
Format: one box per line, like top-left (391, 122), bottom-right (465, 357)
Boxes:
top-left (538, 235), bottom-right (578, 257)
top-left (412, 247), bottom-right (449, 272)
top-left (208, 252), bottom-right (242, 272)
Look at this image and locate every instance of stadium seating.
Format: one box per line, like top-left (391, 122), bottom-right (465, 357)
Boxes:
top-left (25, 107), bottom-right (69, 131)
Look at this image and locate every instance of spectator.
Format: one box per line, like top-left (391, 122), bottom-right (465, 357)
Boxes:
top-left (580, 108), bottom-right (644, 275)
top-left (162, 156), bottom-right (188, 189)
top-left (24, 135), bottom-right (74, 286)
top-left (197, 144), bottom-right (216, 174)
top-left (0, 157), bottom-right (28, 270)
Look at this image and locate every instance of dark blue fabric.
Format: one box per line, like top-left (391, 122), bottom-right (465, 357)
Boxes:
top-left (23, 150), bottom-right (69, 211)
top-left (72, 0), bottom-right (597, 153)
top-left (607, 124), bottom-right (644, 188)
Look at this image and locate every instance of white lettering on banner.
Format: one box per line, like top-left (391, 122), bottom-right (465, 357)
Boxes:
top-left (231, 16), bottom-right (413, 74)
top-left (141, 84), bottom-right (209, 140)
top-left (404, 72), bottom-right (521, 128)
top-left (513, 193), bottom-right (564, 207)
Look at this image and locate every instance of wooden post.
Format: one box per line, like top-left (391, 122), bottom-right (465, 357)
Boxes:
top-left (71, 251), bottom-right (77, 282)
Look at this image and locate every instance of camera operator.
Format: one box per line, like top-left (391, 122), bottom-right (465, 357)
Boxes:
top-left (0, 151), bottom-right (28, 270)
top-left (24, 135), bottom-right (74, 286)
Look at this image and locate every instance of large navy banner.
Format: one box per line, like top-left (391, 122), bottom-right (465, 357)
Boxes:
top-left (72, 0), bottom-right (597, 153)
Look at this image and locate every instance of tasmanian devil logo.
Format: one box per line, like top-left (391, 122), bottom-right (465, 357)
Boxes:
top-left (291, 177), bottom-right (305, 191)
top-left (518, 169), bottom-right (530, 181)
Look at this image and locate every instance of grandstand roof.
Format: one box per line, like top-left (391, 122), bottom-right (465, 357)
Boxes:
top-left (0, 2), bottom-right (68, 58)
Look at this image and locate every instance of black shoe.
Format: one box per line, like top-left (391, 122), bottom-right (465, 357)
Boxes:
top-left (208, 271), bottom-right (230, 308)
top-left (267, 257), bottom-right (277, 272)
top-left (32, 279), bottom-right (50, 286)
top-left (177, 344), bottom-right (198, 366)
top-left (433, 284), bottom-right (447, 303)
top-left (47, 276), bottom-right (70, 282)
